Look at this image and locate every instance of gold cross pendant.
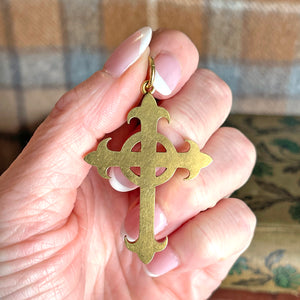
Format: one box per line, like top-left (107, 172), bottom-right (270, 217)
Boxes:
top-left (84, 57), bottom-right (212, 264)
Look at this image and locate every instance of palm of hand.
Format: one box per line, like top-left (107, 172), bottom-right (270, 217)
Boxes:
top-left (0, 165), bottom-right (225, 300)
top-left (48, 170), bottom-right (222, 300)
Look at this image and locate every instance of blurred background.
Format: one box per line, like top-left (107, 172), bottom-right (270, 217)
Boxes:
top-left (1, 0), bottom-right (300, 173)
top-left (0, 0), bottom-right (300, 298)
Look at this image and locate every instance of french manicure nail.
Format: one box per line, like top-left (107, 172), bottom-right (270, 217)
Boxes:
top-left (108, 167), bottom-right (138, 192)
top-left (144, 247), bottom-right (179, 277)
top-left (154, 52), bottom-right (181, 96)
top-left (154, 205), bottom-right (168, 235)
top-left (124, 204), bottom-right (168, 241)
top-left (104, 27), bottom-right (152, 78)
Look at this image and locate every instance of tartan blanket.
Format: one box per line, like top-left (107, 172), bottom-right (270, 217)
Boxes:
top-left (1, 0), bottom-right (300, 171)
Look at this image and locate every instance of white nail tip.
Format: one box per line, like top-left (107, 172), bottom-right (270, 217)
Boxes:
top-left (154, 70), bottom-right (172, 96)
top-left (138, 27), bottom-right (152, 56)
top-left (124, 234), bottom-right (136, 243)
top-left (143, 265), bottom-right (160, 278)
top-left (109, 176), bottom-right (132, 192)
top-left (108, 168), bottom-right (136, 192)
top-left (154, 211), bottom-right (168, 235)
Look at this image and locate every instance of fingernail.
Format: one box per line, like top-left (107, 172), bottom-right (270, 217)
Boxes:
top-left (154, 52), bottom-right (181, 96)
top-left (104, 27), bottom-right (152, 78)
top-left (154, 205), bottom-right (168, 235)
top-left (124, 204), bottom-right (168, 241)
top-left (144, 246), bottom-right (179, 277)
top-left (108, 167), bottom-right (137, 192)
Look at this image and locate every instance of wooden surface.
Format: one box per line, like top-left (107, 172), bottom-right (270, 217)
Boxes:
top-left (211, 289), bottom-right (300, 299)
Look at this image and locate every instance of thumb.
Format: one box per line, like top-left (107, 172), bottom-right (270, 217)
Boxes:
top-left (1, 27), bottom-right (151, 192)
top-left (0, 27), bottom-right (151, 240)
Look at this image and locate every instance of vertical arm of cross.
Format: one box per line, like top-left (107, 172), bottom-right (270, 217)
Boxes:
top-left (125, 185), bottom-right (168, 264)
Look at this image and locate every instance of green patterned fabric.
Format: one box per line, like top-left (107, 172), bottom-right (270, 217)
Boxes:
top-left (222, 115), bottom-right (300, 295)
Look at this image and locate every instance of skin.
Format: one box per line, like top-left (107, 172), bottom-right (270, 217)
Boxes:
top-left (0, 30), bottom-right (256, 299)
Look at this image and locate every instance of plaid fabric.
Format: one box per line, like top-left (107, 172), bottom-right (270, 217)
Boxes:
top-left (1, 0), bottom-right (300, 171)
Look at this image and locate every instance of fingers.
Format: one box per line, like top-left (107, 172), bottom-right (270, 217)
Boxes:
top-left (149, 254), bottom-right (242, 300)
top-left (0, 28), bottom-right (199, 215)
top-left (109, 69), bottom-right (233, 192)
top-left (144, 198), bottom-right (256, 277)
top-left (156, 127), bottom-right (256, 235)
top-left (159, 68), bottom-right (232, 149)
top-left (124, 126), bottom-right (256, 240)
top-left (151, 29), bottom-right (199, 98)
top-left (0, 27), bottom-right (151, 192)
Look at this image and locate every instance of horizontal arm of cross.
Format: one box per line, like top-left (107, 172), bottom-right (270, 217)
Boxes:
top-left (84, 138), bottom-right (139, 179)
top-left (154, 140), bottom-right (212, 180)
top-left (85, 138), bottom-right (212, 182)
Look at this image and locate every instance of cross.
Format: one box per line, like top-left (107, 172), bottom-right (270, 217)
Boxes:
top-left (84, 92), bottom-right (212, 264)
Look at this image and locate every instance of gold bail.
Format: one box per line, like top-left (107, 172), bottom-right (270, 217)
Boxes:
top-left (141, 56), bottom-right (155, 95)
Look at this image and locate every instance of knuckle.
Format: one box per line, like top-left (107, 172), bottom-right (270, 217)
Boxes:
top-left (229, 198), bottom-right (257, 236)
top-left (192, 220), bottom-right (219, 259)
top-left (186, 199), bottom-right (257, 265)
top-left (225, 198), bottom-right (257, 257)
top-left (221, 127), bottom-right (257, 169)
top-left (197, 69), bottom-right (232, 107)
top-left (219, 198), bottom-right (256, 258)
top-left (50, 89), bottom-right (78, 119)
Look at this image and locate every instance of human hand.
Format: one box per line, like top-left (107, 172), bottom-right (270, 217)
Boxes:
top-left (0, 28), bottom-right (256, 299)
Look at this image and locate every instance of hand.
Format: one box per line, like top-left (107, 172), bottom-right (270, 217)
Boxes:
top-left (0, 28), bottom-right (256, 299)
